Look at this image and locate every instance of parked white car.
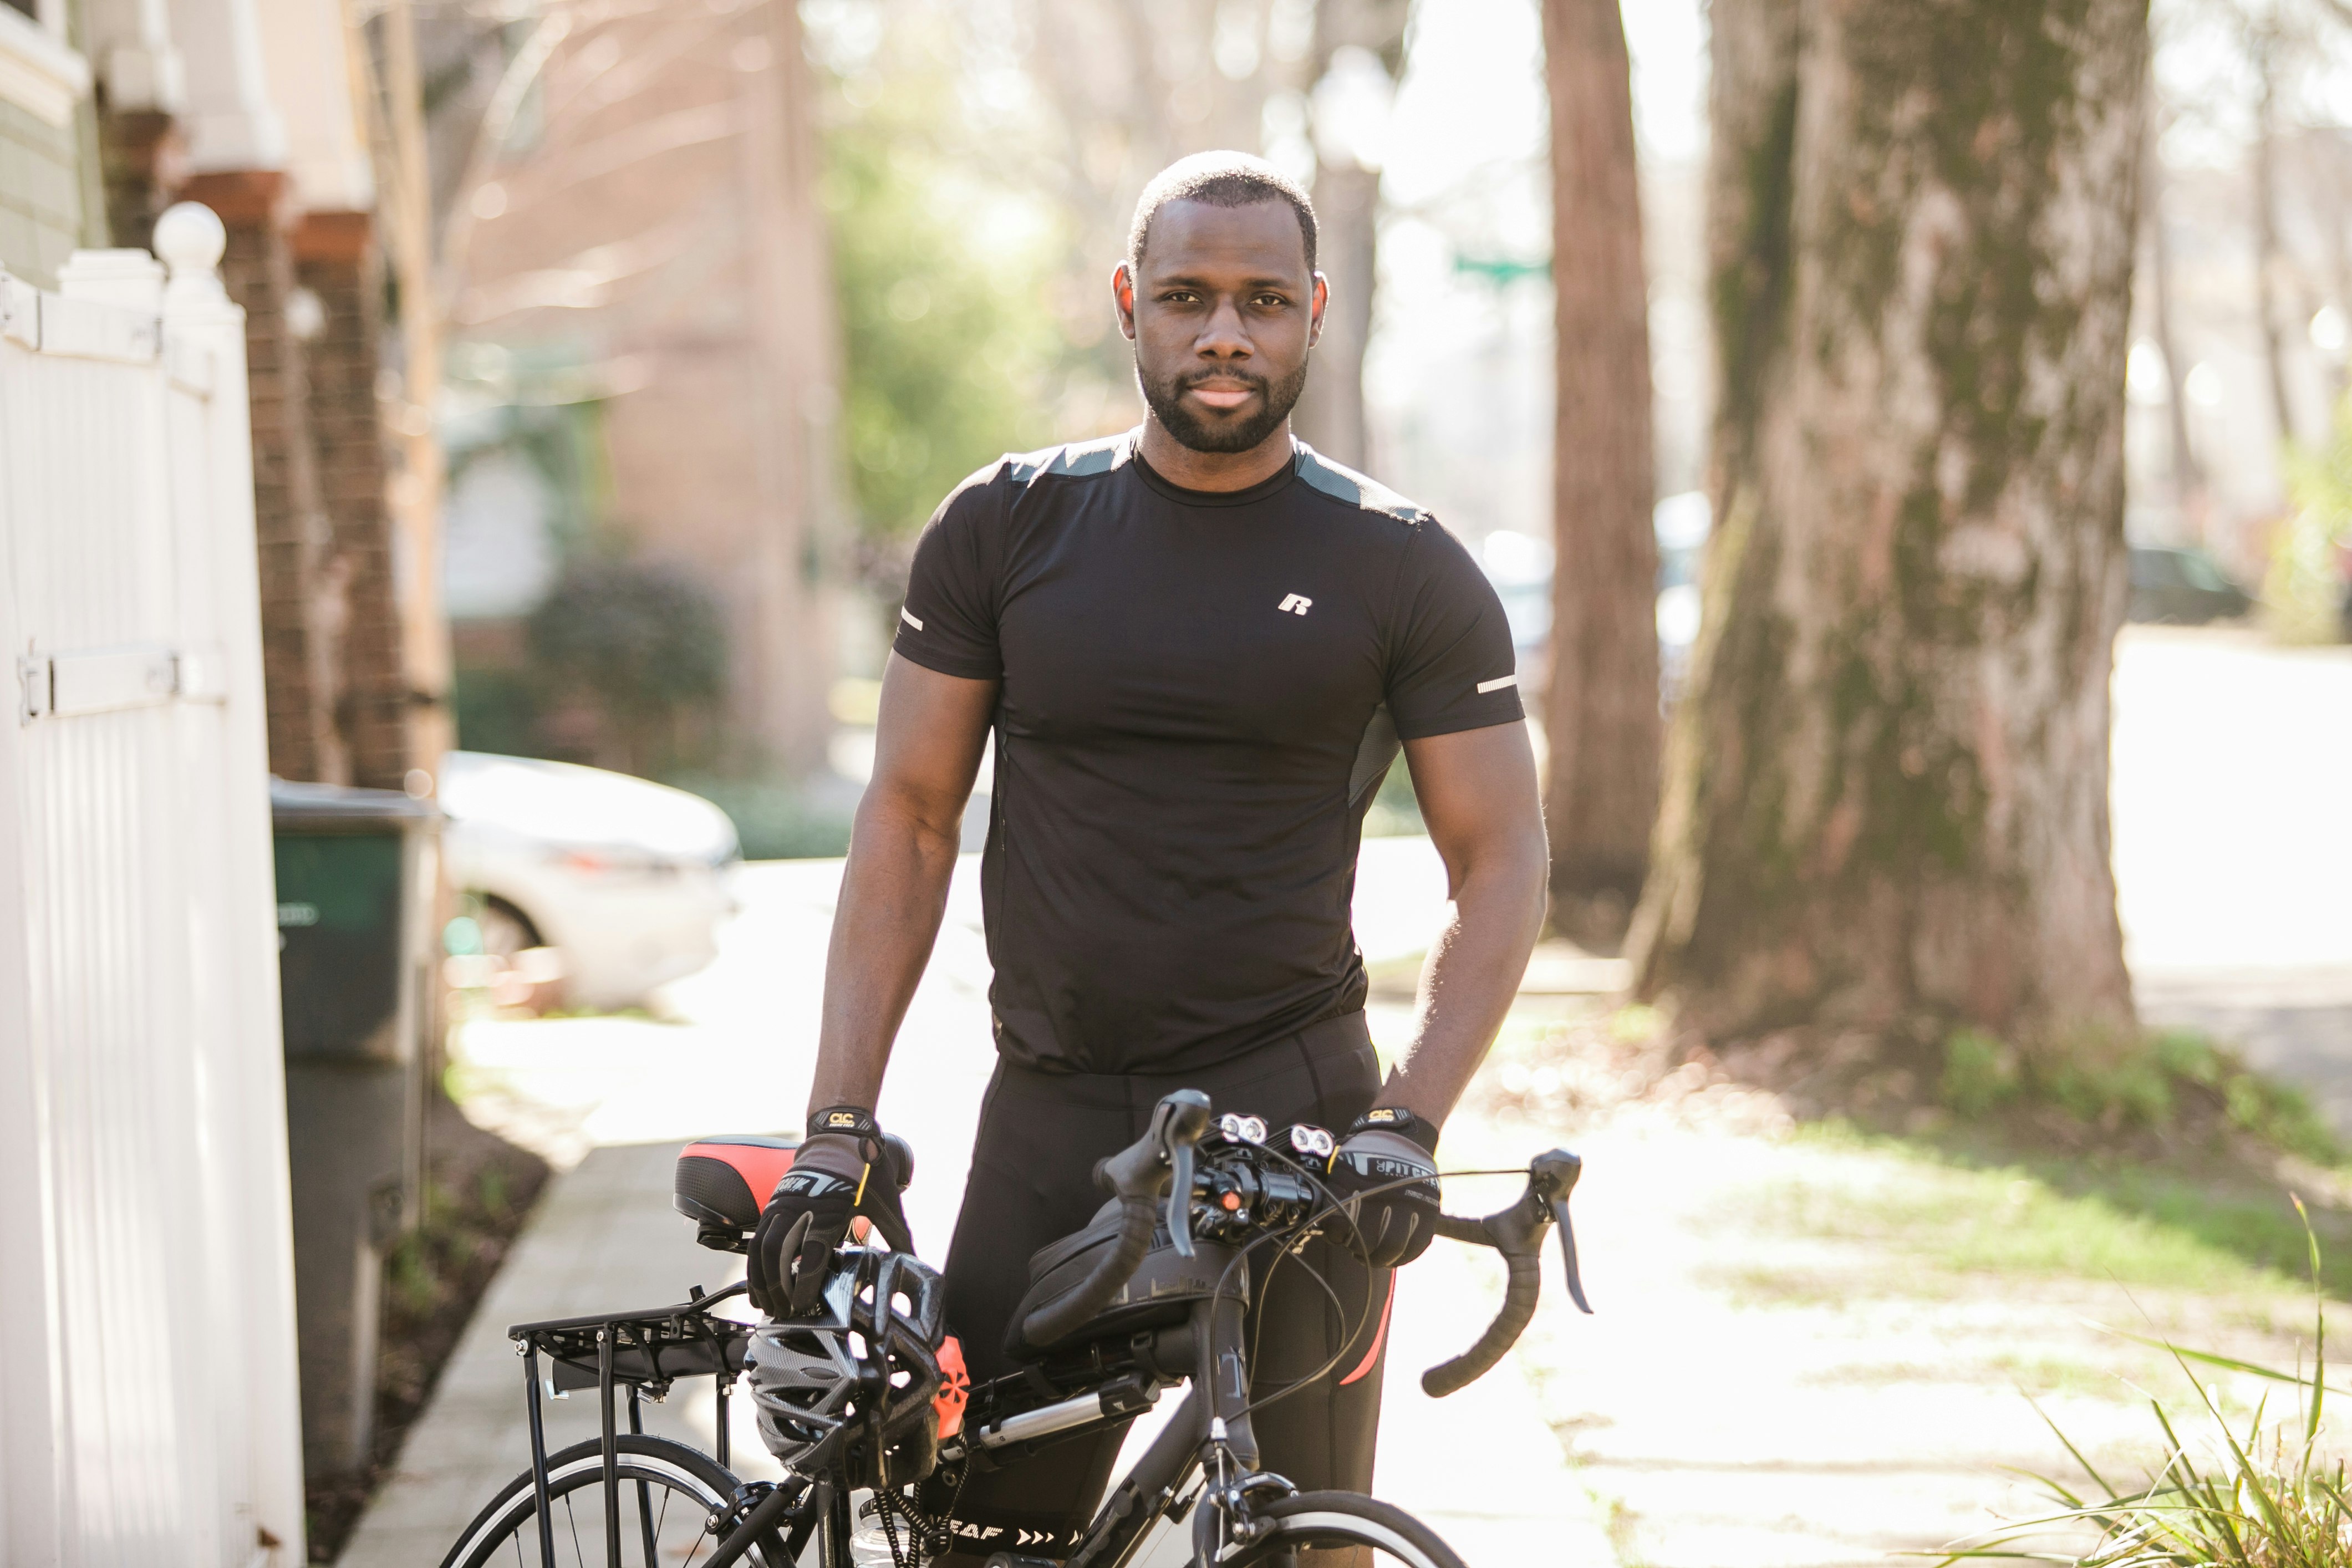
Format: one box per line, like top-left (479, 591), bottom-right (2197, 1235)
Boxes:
top-left (437, 751), bottom-right (740, 1010)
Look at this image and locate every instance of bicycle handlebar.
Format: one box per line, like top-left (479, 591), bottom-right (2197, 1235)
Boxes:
top-left (1013, 1095), bottom-right (1593, 1394)
top-left (1420, 1148), bottom-right (1590, 1399)
top-left (1015, 1089), bottom-right (1213, 1353)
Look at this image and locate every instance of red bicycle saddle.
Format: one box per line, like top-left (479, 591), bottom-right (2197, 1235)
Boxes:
top-left (674, 1134), bottom-right (799, 1247)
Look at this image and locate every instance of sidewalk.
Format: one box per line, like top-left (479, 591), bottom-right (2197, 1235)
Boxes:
top-left (342, 844), bottom-right (1615, 1565)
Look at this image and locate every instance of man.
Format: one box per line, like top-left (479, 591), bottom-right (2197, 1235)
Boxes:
top-left (747, 151), bottom-right (1547, 1562)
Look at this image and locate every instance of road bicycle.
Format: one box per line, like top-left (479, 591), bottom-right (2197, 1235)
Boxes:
top-left (436, 1089), bottom-right (1589, 1568)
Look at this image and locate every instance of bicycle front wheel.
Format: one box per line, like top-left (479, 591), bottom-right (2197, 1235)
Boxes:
top-left (1206, 1490), bottom-right (1469, 1568)
top-left (439, 1433), bottom-right (791, 1568)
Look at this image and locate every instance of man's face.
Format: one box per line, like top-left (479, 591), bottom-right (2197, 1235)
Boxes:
top-left (1116, 199), bottom-right (1326, 455)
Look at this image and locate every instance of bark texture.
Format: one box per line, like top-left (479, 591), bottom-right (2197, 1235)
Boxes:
top-left (1542, 0), bottom-right (1661, 941)
top-left (1628, 0), bottom-right (2147, 1051)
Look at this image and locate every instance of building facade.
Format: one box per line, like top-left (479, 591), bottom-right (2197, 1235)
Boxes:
top-left (1, 0), bottom-right (419, 791)
top-left (445, 0), bottom-right (844, 776)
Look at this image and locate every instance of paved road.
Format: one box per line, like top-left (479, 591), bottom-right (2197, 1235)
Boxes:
top-left (2112, 627), bottom-right (2352, 1124)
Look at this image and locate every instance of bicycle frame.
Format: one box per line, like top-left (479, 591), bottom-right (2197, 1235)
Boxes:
top-left (491, 1130), bottom-right (1586, 1568)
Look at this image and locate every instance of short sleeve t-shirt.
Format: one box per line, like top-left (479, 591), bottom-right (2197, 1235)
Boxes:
top-left (893, 430), bottom-right (1523, 1076)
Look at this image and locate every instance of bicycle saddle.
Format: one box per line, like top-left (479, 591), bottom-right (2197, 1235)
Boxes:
top-left (1004, 1194), bottom-right (1247, 1362)
top-left (674, 1131), bottom-right (915, 1253)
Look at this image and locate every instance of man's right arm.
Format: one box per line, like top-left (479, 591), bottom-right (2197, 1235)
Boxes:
top-left (803, 651), bottom-right (999, 1113)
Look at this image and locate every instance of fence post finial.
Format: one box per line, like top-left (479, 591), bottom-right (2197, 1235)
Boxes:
top-left (156, 203), bottom-right (230, 314)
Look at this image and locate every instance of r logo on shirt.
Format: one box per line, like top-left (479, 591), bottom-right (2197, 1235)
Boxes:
top-left (1277, 594), bottom-right (1313, 616)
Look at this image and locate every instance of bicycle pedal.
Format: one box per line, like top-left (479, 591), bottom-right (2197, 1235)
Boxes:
top-left (980, 1555), bottom-right (1060, 1567)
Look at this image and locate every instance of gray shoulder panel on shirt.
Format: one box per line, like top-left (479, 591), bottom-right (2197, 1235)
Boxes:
top-left (1292, 443), bottom-right (1430, 525)
top-left (1002, 433), bottom-right (1128, 488)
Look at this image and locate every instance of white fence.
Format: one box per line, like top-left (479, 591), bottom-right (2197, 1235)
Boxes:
top-left (0, 207), bottom-right (306, 1566)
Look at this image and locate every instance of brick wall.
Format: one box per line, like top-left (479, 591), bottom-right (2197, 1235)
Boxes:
top-left (0, 96), bottom-right (85, 286)
top-left (95, 103), bottom-right (177, 255)
top-left (180, 169), bottom-right (345, 785)
top-left (297, 211), bottom-right (410, 790)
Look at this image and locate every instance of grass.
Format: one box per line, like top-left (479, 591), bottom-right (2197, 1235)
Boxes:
top-left (1729, 1122), bottom-right (2343, 1303)
top-left (1945, 1216), bottom-right (2352, 1567)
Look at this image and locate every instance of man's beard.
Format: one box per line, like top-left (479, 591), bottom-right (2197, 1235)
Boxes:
top-left (1136, 357), bottom-right (1309, 454)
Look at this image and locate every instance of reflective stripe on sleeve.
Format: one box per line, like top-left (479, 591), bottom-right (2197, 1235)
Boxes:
top-left (1475, 674), bottom-right (1516, 694)
top-left (900, 607), bottom-right (925, 631)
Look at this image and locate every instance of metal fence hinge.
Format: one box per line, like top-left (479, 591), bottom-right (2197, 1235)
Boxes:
top-left (18, 644), bottom-right (215, 721)
top-left (19, 655), bottom-right (52, 722)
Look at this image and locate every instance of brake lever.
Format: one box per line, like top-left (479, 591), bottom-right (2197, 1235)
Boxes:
top-left (1529, 1150), bottom-right (1591, 1315)
top-left (1551, 1200), bottom-right (1591, 1314)
top-left (1169, 1140), bottom-right (1197, 1258)
top-left (1153, 1090), bottom-right (1212, 1259)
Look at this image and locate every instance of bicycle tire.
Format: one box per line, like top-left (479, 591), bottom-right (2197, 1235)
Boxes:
top-left (438, 1433), bottom-right (790, 1568)
top-left (1204, 1490), bottom-right (1469, 1568)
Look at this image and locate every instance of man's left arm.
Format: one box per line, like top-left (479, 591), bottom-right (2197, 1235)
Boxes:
top-left (1374, 720), bottom-right (1548, 1124)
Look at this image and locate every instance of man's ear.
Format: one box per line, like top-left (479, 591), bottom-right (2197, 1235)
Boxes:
top-left (1309, 271), bottom-right (1329, 348)
top-left (1113, 262), bottom-right (1138, 342)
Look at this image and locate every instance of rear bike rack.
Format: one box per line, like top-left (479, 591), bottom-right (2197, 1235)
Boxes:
top-left (509, 1279), bottom-right (756, 1568)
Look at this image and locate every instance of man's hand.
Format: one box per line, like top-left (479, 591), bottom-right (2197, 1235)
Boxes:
top-left (746, 1109), bottom-right (912, 1316)
top-left (1327, 1108), bottom-right (1441, 1267)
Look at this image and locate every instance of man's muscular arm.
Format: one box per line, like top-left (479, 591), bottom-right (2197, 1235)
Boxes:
top-left (805, 653), bottom-right (997, 1113)
top-left (1373, 720), bottom-right (1548, 1126)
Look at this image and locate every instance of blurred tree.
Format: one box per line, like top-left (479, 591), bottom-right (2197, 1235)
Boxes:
top-left (1631, 0), bottom-right (2148, 1056)
top-left (1292, 0), bottom-right (1407, 470)
top-left (1541, 0), bottom-right (1660, 947)
top-left (2269, 390), bottom-right (2352, 642)
top-left (2141, 84), bottom-right (2206, 536)
top-left (525, 559), bottom-right (729, 776)
top-left (828, 112), bottom-right (1061, 545)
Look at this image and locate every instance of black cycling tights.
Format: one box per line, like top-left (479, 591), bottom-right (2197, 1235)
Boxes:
top-left (932, 1011), bottom-right (1391, 1559)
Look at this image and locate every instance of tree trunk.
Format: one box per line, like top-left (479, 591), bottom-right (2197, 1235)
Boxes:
top-left (2142, 92), bottom-right (2205, 537)
top-left (1541, 0), bottom-right (1661, 944)
top-left (1297, 160), bottom-right (1378, 469)
top-left (1295, 0), bottom-right (1408, 470)
top-left (2252, 39), bottom-right (2301, 450)
top-left (1628, 0), bottom-right (2146, 1055)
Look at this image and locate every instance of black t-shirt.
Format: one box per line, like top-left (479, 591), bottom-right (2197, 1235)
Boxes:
top-left (893, 430), bottom-right (1523, 1075)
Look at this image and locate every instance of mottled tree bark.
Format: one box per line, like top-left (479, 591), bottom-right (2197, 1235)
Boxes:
top-left (1542, 0), bottom-right (1661, 943)
top-left (1628, 0), bottom-right (2146, 1053)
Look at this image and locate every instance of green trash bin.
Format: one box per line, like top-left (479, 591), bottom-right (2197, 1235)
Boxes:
top-left (272, 778), bottom-right (440, 1482)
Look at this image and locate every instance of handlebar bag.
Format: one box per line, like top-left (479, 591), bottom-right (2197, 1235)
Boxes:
top-left (1004, 1195), bottom-right (1250, 1361)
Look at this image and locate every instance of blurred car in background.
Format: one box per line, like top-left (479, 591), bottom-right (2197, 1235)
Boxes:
top-left (1477, 490), bottom-right (1714, 706)
top-left (437, 751), bottom-right (740, 1011)
top-left (1479, 526), bottom-right (1555, 669)
top-left (1652, 491), bottom-right (1711, 699)
top-left (2126, 544), bottom-right (2253, 625)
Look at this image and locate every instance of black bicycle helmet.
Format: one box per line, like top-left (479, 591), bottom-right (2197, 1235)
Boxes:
top-left (743, 1246), bottom-right (965, 1490)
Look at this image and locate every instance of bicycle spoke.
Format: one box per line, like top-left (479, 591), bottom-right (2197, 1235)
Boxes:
top-left (565, 1489), bottom-right (586, 1567)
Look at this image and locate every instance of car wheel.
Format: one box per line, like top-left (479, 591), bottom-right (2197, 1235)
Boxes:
top-left (473, 898), bottom-right (541, 962)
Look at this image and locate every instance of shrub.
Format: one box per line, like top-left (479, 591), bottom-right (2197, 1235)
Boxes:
top-left (669, 776), bottom-right (854, 861)
top-left (1937, 1025), bottom-right (2340, 1164)
top-left (1941, 1029), bottom-right (2023, 1117)
top-left (525, 559), bottom-right (729, 775)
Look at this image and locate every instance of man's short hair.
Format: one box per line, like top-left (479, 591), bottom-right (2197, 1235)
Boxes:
top-left (1126, 151), bottom-right (1318, 276)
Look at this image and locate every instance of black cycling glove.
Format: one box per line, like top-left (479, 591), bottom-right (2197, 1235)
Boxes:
top-left (746, 1107), bottom-right (912, 1317)
top-left (1327, 1107), bottom-right (1441, 1268)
